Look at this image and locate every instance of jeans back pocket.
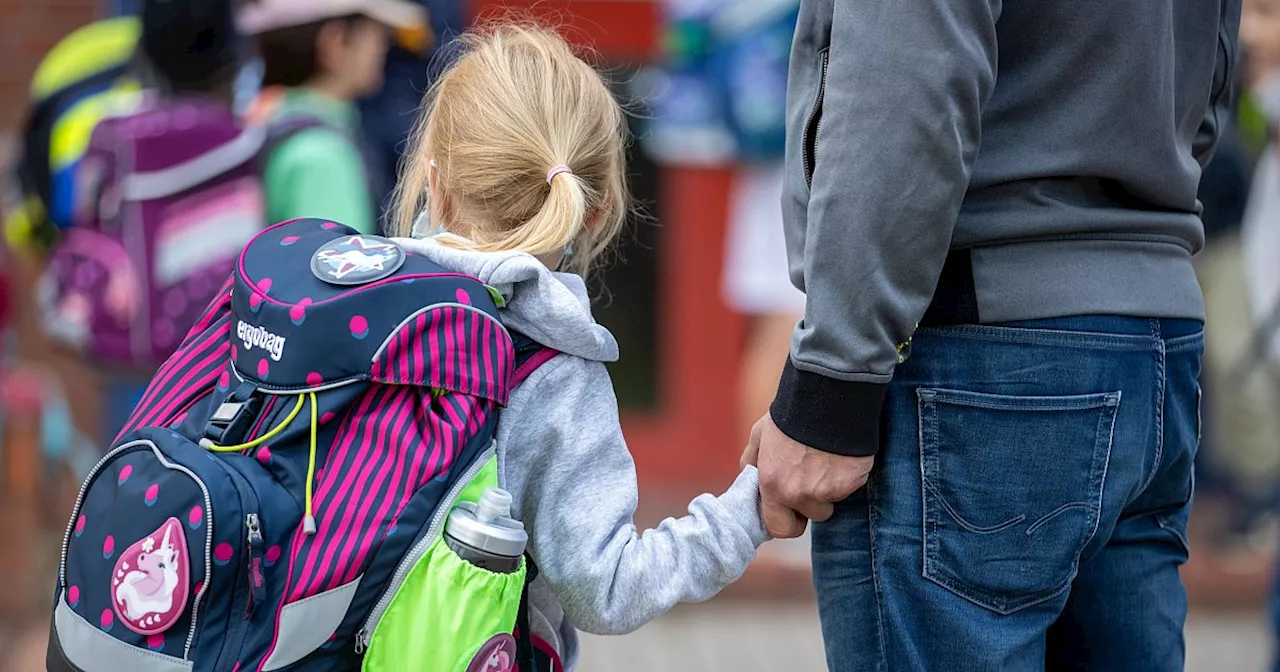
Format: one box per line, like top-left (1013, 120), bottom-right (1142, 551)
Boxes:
top-left (918, 388), bottom-right (1121, 614)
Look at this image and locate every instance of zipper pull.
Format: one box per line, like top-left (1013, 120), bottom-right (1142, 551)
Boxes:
top-left (354, 630), bottom-right (369, 655)
top-left (246, 514), bottom-right (266, 614)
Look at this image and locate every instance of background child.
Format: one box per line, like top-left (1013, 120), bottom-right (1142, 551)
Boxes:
top-left (90, 0), bottom-right (248, 443)
top-left (238, 0), bottom-right (427, 233)
top-left (393, 23), bottom-right (768, 672)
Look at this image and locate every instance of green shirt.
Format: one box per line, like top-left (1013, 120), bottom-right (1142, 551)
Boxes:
top-left (263, 89), bottom-right (376, 234)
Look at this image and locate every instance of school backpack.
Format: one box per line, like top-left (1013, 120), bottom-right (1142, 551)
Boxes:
top-left (37, 95), bottom-right (267, 372)
top-left (7, 17), bottom-right (141, 255)
top-left (48, 218), bottom-right (552, 672)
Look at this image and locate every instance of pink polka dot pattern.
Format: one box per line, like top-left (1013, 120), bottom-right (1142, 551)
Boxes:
top-left (322, 222), bottom-right (339, 229)
top-left (144, 484), bottom-right (159, 506)
top-left (218, 370), bottom-right (231, 390)
top-left (147, 634), bottom-right (165, 650)
top-left (257, 278), bottom-right (273, 293)
top-left (265, 545), bottom-right (282, 566)
top-left (67, 585), bottom-right (80, 606)
top-left (214, 543), bottom-right (235, 565)
top-left (100, 609), bottom-right (114, 630)
top-left (188, 506), bottom-right (204, 529)
top-left (280, 236), bottom-right (299, 246)
top-left (257, 359), bottom-right (270, 378)
top-left (249, 293), bottom-right (263, 311)
top-left (306, 372), bottom-right (323, 387)
top-left (75, 514), bottom-right (86, 537)
top-left (256, 446), bottom-right (272, 464)
top-left (456, 288), bottom-right (472, 305)
top-left (349, 315), bottom-right (369, 339)
top-left (290, 297), bottom-right (312, 325)
top-left (102, 535), bottom-right (115, 558)
top-left (320, 412), bottom-right (336, 424)
top-left (118, 465), bottom-right (133, 484)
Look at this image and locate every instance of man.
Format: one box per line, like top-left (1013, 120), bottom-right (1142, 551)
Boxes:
top-left (744, 0), bottom-right (1239, 670)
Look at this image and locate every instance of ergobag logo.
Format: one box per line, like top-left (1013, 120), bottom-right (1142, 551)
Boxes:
top-left (237, 321), bottom-right (286, 361)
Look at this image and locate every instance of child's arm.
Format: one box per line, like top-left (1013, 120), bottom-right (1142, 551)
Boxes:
top-left (498, 356), bottom-right (770, 636)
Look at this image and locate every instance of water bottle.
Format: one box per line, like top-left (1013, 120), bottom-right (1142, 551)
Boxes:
top-left (444, 488), bottom-right (527, 573)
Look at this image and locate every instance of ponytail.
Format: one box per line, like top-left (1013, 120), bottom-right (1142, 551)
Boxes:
top-left (392, 21), bottom-right (629, 277)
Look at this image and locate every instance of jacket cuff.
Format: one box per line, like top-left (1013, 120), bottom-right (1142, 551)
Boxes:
top-left (770, 358), bottom-right (886, 457)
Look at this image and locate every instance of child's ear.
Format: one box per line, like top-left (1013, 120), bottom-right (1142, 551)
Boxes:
top-left (315, 20), bottom-right (348, 73)
top-left (586, 205), bottom-right (607, 231)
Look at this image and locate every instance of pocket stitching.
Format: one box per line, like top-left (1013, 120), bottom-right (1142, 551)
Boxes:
top-left (924, 479), bottom-right (1026, 534)
top-left (918, 389), bottom-right (1120, 615)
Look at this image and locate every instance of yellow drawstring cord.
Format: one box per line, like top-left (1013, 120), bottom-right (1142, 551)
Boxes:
top-left (304, 392), bottom-right (318, 535)
top-left (200, 395), bottom-right (304, 453)
top-left (200, 392), bottom-right (321, 536)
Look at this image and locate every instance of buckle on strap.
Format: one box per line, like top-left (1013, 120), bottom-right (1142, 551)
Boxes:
top-left (203, 381), bottom-right (262, 446)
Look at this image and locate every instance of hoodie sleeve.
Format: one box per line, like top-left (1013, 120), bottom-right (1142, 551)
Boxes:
top-left (497, 356), bottom-right (769, 636)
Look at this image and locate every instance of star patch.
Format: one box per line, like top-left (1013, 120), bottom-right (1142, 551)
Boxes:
top-left (310, 235), bottom-right (405, 286)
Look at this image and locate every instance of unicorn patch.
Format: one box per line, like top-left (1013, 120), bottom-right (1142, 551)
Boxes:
top-left (465, 634), bottom-right (517, 672)
top-left (112, 517), bottom-right (191, 635)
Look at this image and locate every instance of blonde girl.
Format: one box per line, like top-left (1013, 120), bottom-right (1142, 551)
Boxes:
top-left (392, 22), bottom-right (767, 671)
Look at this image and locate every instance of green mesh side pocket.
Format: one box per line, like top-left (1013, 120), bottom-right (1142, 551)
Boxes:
top-left (362, 535), bottom-right (526, 671)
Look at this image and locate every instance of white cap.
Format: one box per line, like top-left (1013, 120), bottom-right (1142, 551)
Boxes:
top-left (238, 0), bottom-right (427, 35)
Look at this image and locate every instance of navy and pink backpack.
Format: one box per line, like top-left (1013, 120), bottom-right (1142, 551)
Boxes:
top-left (49, 218), bottom-right (559, 672)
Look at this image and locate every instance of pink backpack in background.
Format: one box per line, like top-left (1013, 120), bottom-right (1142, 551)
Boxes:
top-left (39, 96), bottom-right (266, 372)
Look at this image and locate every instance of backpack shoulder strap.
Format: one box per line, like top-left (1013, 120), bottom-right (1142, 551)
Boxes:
top-left (510, 332), bottom-right (559, 388)
top-left (261, 114), bottom-right (328, 159)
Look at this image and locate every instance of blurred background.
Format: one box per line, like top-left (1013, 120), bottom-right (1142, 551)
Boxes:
top-left (0, 0), bottom-right (1277, 669)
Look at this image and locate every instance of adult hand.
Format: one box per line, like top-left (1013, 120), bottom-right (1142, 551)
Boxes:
top-left (741, 414), bottom-right (875, 539)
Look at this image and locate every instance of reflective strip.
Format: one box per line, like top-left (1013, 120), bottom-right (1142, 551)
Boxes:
top-left (262, 576), bottom-right (362, 670)
top-left (30, 17), bottom-right (140, 101)
top-left (54, 597), bottom-right (193, 672)
top-left (49, 85), bottom-right (144, 170)
top-left (122, 128), bottom-right (266, 201)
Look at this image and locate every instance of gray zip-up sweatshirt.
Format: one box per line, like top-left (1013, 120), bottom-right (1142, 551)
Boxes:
top-left (772, 0), bottom-right (1242, 456)
top-left (394, 237), bottom-right (770, 670)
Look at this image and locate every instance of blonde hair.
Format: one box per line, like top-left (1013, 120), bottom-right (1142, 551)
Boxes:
top-left (392, 22), bottom-right (630, 276)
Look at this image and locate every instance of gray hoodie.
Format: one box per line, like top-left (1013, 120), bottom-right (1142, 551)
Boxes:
top-left (394, 237), bottom-right (770, 669)
top-left (772, 0), bottom-right (1240, 457)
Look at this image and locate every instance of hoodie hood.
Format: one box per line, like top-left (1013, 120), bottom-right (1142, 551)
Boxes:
top-left (393, 236), bottom-right (619, 363)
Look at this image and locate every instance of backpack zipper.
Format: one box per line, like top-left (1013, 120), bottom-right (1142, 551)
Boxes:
top-left (247, 513), bottom-right (267, 611)
top-left (354, 445), bottom-right (495, 654)
top-left (802, 48), bottom-right (830, 188)
top-left (58, 440), bottom-right (215, 659)
top-left (208, 458), bottom-right (261, 671)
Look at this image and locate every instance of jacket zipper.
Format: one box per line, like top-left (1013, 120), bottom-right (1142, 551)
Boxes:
top-left (59, 440), bottom-right (215, 658)
top-left (803, 48), bottom-right (830, 188)
top-left (354, 446), bottom-right (495, 654)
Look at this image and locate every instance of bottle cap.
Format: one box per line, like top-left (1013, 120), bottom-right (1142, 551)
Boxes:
top-left (445, 487), bottom-right (527, 558)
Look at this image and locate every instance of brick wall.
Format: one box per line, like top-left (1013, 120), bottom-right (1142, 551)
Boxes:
top-left (0, 0), bottom-right (100, 132)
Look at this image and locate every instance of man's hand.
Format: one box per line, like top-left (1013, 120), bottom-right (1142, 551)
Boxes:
top-left (741, 414), bottom-right (875, 539)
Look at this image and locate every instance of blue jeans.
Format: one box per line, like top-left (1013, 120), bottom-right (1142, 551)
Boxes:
top-left (813, 316), bottom-right (1202, 671)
